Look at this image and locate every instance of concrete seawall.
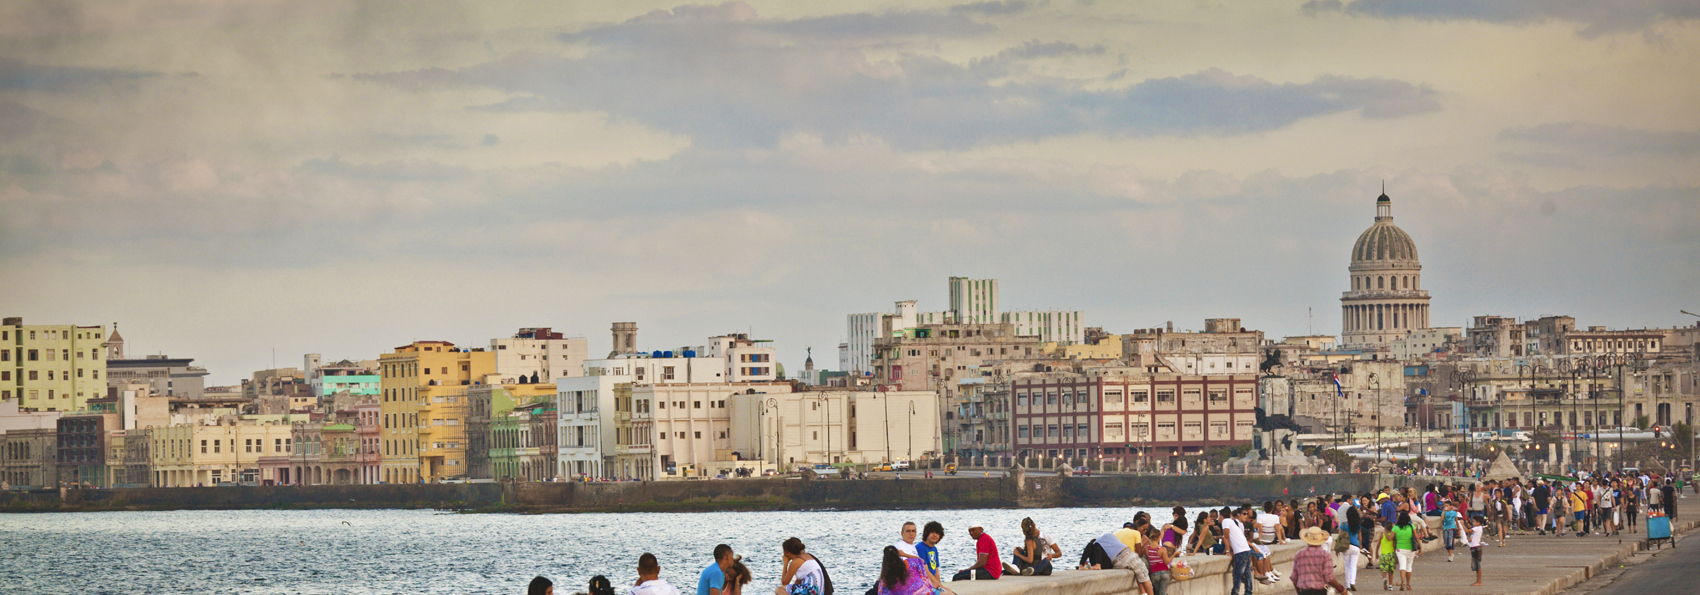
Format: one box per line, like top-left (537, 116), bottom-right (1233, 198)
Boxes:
top-left (0, 472), bottom-right (1427, 513)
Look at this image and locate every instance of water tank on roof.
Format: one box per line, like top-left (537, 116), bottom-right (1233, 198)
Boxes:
top-left (683, 350), bottom-right (696, 358)
top-left (652, 351), bottom-right (663, 358)
top-left (663, 351), bottom-right (674, 358)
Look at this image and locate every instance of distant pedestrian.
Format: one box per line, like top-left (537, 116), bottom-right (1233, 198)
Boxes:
top-left (529, 576), bottom-right (554, 595)
top-left (1392, 512), bottom-right (1419, 590)
top-left (1441, 501), bottom-right (1460, 562)
top-left (699, 544), bottom-right (735, 595)
top-left (628, 553), bottom-right (682, 595)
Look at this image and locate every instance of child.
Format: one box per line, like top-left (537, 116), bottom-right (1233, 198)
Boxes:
top-left (1441, 501), bottom-right (1460, 562)
top-left (1466, 515), bottom-right (1486, 587)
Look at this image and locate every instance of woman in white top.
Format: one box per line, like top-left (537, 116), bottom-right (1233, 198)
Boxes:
top-left (777, 537), bottom-right (825, 595)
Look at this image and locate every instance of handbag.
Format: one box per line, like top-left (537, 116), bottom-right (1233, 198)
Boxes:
top-left (1331, 531), bottom-right (1350, 554)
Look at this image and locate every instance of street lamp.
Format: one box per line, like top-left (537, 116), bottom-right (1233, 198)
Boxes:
top-left (1454, 367), bottom-right (1479, 475)
top-left (1370, 372), bottom-right (1381, 466)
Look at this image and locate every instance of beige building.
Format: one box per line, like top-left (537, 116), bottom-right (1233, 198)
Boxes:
top-left (1391, 327), bottom-right (1462, 360)
top-left (872, 322), bottom-right (1043, 453)
top-left (730, 389), bottom-right (940, 468)
top-left (378, 341), bottom-right (497, 484)
top-left (643, 380), bottom-right (794, 477)
top-left (149, 418), bottom-right (296, 486)
top-left (2, 427), bottom-right (57, 487)
top-left (1340, 193), bottom-right (1432, 350)
top-left (2, 317), bottom-right (110, 411)
top-left (490, 327), bottom-right (588, 383)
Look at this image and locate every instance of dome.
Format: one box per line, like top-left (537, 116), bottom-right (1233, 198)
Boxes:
top-left (1351, 192), bottom-right (1418, 263)
top-left (1352, 222), bottom-right (1418, 262)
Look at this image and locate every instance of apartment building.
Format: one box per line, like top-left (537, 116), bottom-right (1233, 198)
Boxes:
top-left (377, 341), bottom-right (496, 484)
top-left (2, 317), bottom-right (110, 411)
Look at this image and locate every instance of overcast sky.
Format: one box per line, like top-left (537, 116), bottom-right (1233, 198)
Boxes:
top-left (2, 0), bottom-right (1697, 384)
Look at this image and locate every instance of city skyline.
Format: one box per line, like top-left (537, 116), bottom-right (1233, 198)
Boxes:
top-left (2, 1), bottom-right (1696, 384)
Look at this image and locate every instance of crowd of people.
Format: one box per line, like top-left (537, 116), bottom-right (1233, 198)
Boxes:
top-left (521, 470), bottom-right (1686, 595)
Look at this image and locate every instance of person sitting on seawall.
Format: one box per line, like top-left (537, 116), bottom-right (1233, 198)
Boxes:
top-left (530, 577), bottom-right (554, 595)
top-left (776, 537), bottom-right (828, 595)
top-left (700, 544), bottom-right (736, 595)
top-left (950, 526), bottom-right (1001, 581)
top-left (876, 545), bottom-right (933, 595)
top-left (1010, 517), bottom-right (1053, 576)
top-left (585, 576), bottom-right (617, 595)
top-left (1076, 524), bottom-right (1154, 595)
top-left (628, 553), bottom-right (683, 595)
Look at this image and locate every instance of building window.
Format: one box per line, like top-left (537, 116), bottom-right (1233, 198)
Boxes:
top-left (1047, 424), bottom-right (1059, 438)
top-left (1019, 425), bottom-right (1030, 439)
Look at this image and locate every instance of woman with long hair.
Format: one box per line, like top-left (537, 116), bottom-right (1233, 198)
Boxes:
top-left (724, 555), bottom-right (751, 595)
top-left (1011, 517), bottom-right (1053, 576)
top-left (878, 545), bottom-right (931, 595)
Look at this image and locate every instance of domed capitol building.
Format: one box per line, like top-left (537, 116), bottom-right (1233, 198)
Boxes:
top-left (1341, 190), bottom-right (1431, 349)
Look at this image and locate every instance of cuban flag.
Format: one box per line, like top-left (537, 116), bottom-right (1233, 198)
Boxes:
top-left (1332, 372), bottom-right (1344, 396)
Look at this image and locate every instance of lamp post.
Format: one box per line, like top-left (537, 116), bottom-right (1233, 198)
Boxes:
top-left (1370, 372), bottom-right (1382, 467)
top-left (908, 401), bottom-right (916, 461)
top-left (764, 398), bottom-right (780, 468)
top-left (1454, 367), bottom-right (1478, 475)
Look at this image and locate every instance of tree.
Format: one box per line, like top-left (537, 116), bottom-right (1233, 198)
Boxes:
top-left (1318, 449), bottom-right (1355, 471)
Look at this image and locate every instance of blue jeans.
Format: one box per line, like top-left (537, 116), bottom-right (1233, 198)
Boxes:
top-left (1230, 551), bottom-right (1254, 595)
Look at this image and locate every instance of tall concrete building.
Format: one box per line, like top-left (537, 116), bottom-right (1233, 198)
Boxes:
top-left (2, 317), bottom-right (110, 412)
top-left (490, 327), bottom-right (589, 383)
top-left (948, 277), bottom-right (1000, 324)
top-left (1341, 191), bottom-right (1432, 350)
top-left (377, 341), bottom-right (496, 484)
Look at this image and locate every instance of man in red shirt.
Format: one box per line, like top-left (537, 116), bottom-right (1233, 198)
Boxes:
top-left (952, 526), bottom-right (1002, 580)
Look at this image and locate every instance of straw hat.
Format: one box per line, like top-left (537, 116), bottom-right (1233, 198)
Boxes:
top-left (1300, 527), bottom-right (1331, 547)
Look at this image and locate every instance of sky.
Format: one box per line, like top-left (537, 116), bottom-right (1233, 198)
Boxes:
top-left (1, 0), bottom-right (1697, 384)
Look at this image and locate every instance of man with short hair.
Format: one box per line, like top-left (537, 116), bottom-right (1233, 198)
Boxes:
top-left (1532, 479), bottom-right (1552, 535)
top-left (952, 526), bottom-right (1001, 581)
top-left (631, 553), bottom-right (682, 595)
top-left (1222, 507), bottom-right (1254, 595)
top-left (1291, 527), bottom-right (1347, 595)
top-left (697, 544), bottom-right (734, 595)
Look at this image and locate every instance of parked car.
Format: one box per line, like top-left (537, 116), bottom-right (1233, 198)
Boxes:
top-left (1074, 466), bottom-right (1092, 476)
top-left (892, 459), bottom-right (910, 470)
top-left (762, 469), bottom-right (780, 477)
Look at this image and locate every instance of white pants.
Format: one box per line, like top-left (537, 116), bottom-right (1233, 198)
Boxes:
top-left (1343, 546), bottom-right (1361, 587)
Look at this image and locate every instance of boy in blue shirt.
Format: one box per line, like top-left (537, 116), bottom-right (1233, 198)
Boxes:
top-left (917, 521), bottom-right (944, 585)
top-left (1441, 501), bottom-right (1461, 562)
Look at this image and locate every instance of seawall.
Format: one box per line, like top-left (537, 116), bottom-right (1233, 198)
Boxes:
top-left (0, 472), bottom-right (1428, 513)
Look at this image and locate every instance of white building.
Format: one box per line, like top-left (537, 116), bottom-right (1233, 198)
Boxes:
top-left (949, 277), bottom-right (1000, 324)
top-left (1003, 310), bottom-right (1084, 344)
top-left (845, 300), bottom-right (919, 374)
top-left (705, 334), bottom-right (778, 383)
top-left (491, 328), bottom-right (588, 383)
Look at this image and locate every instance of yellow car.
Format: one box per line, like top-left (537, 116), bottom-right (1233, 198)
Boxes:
top-left (944, 463), bottom-right (958, 475)
top-left (877, 464), bottom-right (893, 472)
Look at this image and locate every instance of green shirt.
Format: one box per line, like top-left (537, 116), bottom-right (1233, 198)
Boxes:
top-left (1393, 525), bottom-right (1417, 551)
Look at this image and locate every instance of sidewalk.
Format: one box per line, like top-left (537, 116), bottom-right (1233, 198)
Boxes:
top-left (1348, 517), bottom-right (1698, 595)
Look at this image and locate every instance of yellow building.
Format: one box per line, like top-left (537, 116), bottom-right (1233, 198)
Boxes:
top-left (149, 419), bottom-right (296, 487)
top-left (379, 341), bottom-right (495, 483)
top-left (1042, 339), bottom-right (1123, 360)
top-left (2, 317), bottom-right (109, 411)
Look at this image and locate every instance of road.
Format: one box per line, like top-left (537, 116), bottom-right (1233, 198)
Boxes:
top-left (1564, 524), bottom-right (1700, 595)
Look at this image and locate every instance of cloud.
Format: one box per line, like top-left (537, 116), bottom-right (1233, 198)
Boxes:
top-left (0, 58), bottom-right (171, 92)
top-left (352, 6), bottom-right (1440, 150)
top-left (950, 1), bottom-right (1035, 16)
top-left (1301, 0), bottom-right (1700, 36)
top-left (1500, 122), bottom-right (1700, 155)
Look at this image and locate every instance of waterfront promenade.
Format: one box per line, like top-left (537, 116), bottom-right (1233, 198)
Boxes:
top-left (942, 516), bottom-right (1698, 595)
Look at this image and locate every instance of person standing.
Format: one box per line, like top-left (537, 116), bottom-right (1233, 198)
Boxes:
top-left (1223, 507), bottom-right (1255, 595)
top-left (1377, 520), bottom-right (1397, 591)
top-left (1392, 512), bottom-right (1419, 591)
top-left (1569, 483), bottom-right (1590, 537)
top-left (1466, 515), bottom-right (1486, 586)
top-left (1532, 480), bottom-right (1552, 535)
top-left (1342, 497), bottom-right (1363, 591)
top-left (1441, 501), bottom-right (1460, 562)
top-left (1598, 479), bottom-right (1618, 536)
top-left (630, 553), bottom-right (683, 595)
top-left (699, 545), bottom-right (734, 595)
top-left (1291, 527), bottom-right (1348, 595)
top-left (1661, 479), bottom-right (1677, 522)
top-left (1624, 481), bottom-right (1640, 533)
